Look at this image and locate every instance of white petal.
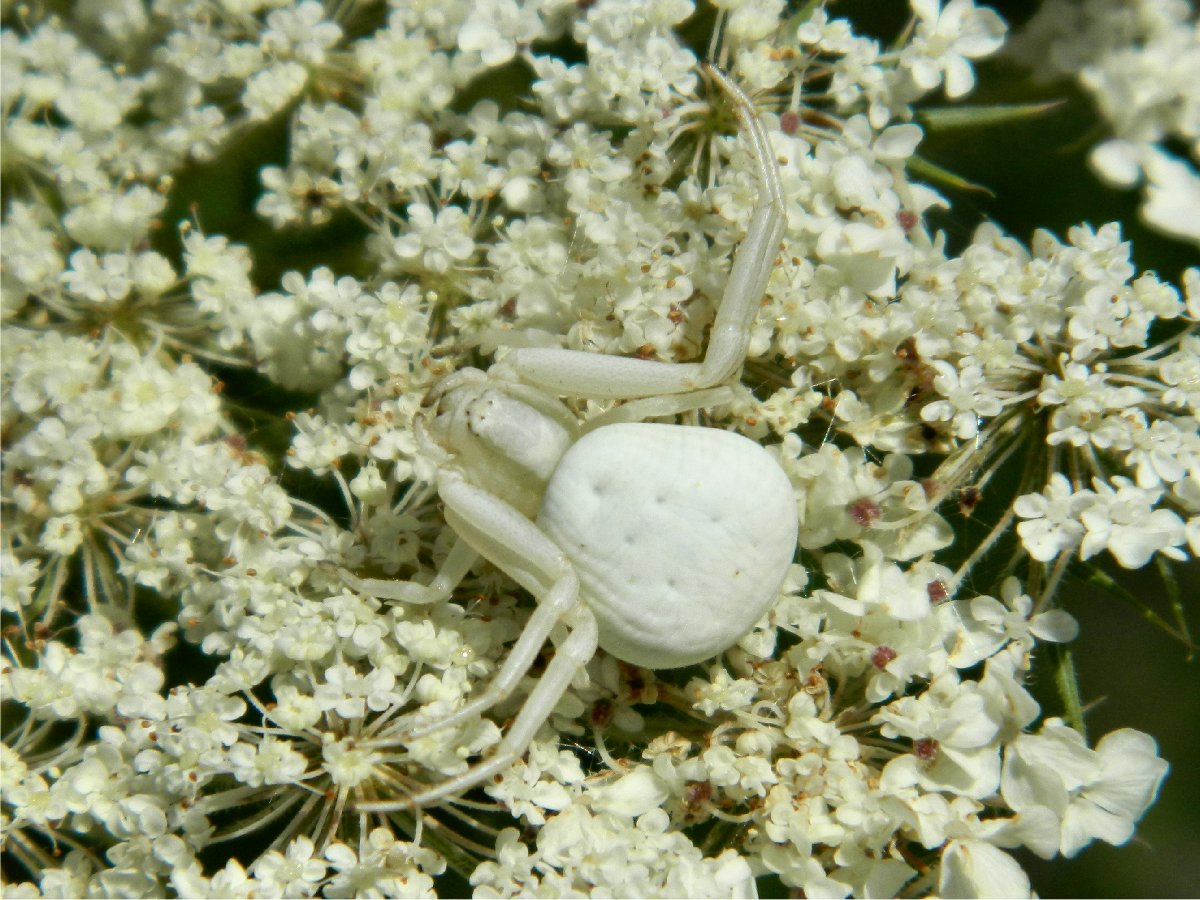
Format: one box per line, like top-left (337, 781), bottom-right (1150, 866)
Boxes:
top-left (1140, 149), bottom-right (1200, 245)
top-left (875, 124), bottom-right (924, 161)
top-left (589, 767), bottom-right (668, 817)
top-left (943, 55), bottom-right (976, 99)
top-left (1029, 609), bottom-right (1079, 643)
top-left (1089, 729), bottom-right (1170, 819)
top-left (1089, 139), bottom-right (1144, 188)
top-left (939, 840), bottom-right (1032, 899)
top-left (1061, 797), bottom-right (1132, 858)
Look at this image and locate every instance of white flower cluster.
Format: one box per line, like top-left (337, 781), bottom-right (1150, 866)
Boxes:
top-left (2, 0), bottom-right (1188, 897)
top-left (1007, 0), bottom-right (1200, 245)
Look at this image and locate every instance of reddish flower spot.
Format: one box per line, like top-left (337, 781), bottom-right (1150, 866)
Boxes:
top-left (898, 209), bottom-right (919, 231)
top-left (914, 738), bottom-right (938, 760)
top-left (847, 497), bottom-right (882, 527)
top-left (683, 780), bottom-right (713, 815)
top-left (780, 111), bottom-right (801, 135)
top-left (927, 580), bottom-right (949, 604)
top-left (871, 645), bottom-right (898, 669)
top-left (620, 663), bottom-right (649, 702)
top-left (590, 699), bottom-right (614, 728)
top-left (895, 337), bottom-right (920, 366)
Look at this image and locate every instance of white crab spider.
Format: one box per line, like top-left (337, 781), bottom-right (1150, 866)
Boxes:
top-left (352, 66), bottom-right (796, 812)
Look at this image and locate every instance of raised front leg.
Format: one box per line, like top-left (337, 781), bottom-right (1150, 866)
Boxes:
top-left (502, 66), bottom-right (785, 400)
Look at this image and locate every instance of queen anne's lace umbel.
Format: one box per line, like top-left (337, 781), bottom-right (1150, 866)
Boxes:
top-left (2, 0), bottom-right (1189, 897)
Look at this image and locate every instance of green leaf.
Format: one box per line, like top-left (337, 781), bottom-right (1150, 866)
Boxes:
top-left (908, 154), bottom-right (995, 196)
top-left (1156, 555), bottom-right (1195, 659)
top-left (918, 100), bottom-right (1066, 131)
top-left (1051, 643), bottom-right (1086, 737)
top-left (1084, 564), bottom-right (1195, 651)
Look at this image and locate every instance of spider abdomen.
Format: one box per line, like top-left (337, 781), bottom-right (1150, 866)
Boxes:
top-left (538, 422), bottom-right (798, 669)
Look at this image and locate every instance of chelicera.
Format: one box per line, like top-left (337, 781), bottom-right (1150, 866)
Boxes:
top-left (350, 66), bottom-right (796, 811)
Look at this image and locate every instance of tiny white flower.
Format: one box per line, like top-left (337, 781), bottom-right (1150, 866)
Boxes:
top-left (1078, 477), bottom-right (1187, 568)
top-left (458, 0), bottom-right (544, 67)
top-left (903, 0), bottom-right (1008, 99)
top-left (946, 577), bottom-right (1078, 668)
top-left (243, 61), bottom-right (309, 121)
top-left (322, 736), bottom-right (380, 788)
top-left (1002, 719), bottom-right (1169, 858)
top-left (39, 514), bottom-right (85, 555)
top-left (590, 767), bottom-right (669, 817)
top-left (314, 663), bottom-right (399, 719)
top-left (392, 203), bottom-right (477, 274)
top-left (1014, 474), bottom-right (1089, 561)
top-left (251, 836), bottom-right (327, 899)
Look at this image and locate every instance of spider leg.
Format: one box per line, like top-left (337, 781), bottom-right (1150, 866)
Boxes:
top-left (356, 468), bottom-right (597, 811)
top-left (340, 537), bottom-right (478, 604)
top-left (697, 64), bottom-right (786, 387)
top-left (579, 385), bottom-right (737, 433)
top-left (358, 607), bottom-right (597, 811)
top-left (501, 67), bottom-right (785, 399)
